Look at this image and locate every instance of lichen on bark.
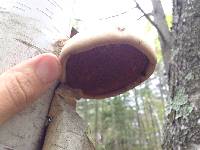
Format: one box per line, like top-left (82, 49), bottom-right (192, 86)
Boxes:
top-left (166, 88), bottom-right (193, 120)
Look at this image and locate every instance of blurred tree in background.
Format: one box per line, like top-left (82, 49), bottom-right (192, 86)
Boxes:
top-left (77, 62), bottom-right (167, 150)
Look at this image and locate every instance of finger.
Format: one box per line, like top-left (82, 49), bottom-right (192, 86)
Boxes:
top-left (0, 53), bottom-right (61, 124)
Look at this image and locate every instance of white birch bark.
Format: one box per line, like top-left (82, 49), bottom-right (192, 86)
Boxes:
top-left (0, 0), bottom-right (74, 149)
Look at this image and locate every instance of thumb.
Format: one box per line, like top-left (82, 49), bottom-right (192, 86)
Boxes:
top-left (0, 53), bottom-right (61, 124)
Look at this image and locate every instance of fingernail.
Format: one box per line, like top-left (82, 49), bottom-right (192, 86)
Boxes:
top-left (35, 54), bottom-right (61, 83)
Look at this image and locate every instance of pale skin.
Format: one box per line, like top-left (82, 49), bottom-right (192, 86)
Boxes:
top-left (0, 53), bottom-right (61, 124)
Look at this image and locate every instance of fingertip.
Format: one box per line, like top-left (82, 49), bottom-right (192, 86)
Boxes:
top-left (35, 53), bottom-right (61, 83)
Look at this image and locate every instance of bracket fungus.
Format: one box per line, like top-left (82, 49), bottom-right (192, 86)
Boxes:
top-left (59, 28), bottom-right (156, 99)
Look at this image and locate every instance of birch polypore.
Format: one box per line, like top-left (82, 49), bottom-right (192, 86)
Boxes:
top-left (59, 28), bottom-right (157, 99)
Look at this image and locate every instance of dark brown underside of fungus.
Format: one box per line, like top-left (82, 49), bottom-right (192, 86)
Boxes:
top-left (65, 44), bottom-right (149, 97)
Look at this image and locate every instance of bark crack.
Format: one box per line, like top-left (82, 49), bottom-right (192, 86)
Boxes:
top-left (14, 38), bottom-right (47, 53)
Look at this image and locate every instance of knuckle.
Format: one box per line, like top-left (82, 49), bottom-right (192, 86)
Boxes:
top-left (4, 72), bottom-right (33, 109)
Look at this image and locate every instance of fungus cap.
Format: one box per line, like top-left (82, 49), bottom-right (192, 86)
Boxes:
top-left (59, 29), bottom-right (157, 99)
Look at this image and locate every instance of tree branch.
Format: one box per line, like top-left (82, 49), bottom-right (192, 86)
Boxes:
top-left (74, 7), bottom-right (137, 22)
top-left (137, 13), bottom-right (153, 20)
top-left (98, 7), bottom-right (136, 20)
top-left (134, 0), bottom-right (166, 43)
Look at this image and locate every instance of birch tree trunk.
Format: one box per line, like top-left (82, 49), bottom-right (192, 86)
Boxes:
top-left (42, 87), bottom-right (95, 150)
top-left (163, 0), bottom-right (200, 149)
top-left (0, 0), bottom-right (74, 149)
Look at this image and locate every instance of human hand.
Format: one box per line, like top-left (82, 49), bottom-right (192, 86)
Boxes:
top-left (0, 53), bottom-right (61, 124)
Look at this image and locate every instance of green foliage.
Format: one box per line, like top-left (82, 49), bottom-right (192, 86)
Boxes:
top-left (145, 21), bottom-right (153, 33)
top-left (165, 15), bottom-right (172, 30)
top-left (155, 38), bottom-right (163, 63)
top-left (77, 84), bottom-right (165, 150)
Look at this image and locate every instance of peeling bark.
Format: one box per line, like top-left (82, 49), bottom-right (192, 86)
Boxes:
top-left (42, 86), bottom-right (95, 150)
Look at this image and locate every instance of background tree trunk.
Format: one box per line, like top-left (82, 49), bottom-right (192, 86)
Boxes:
top-left (163, 0), bottom-right (200, 149)
top-left (134, 90), bottom-right (143, 148)
top-left (135, 0), bottom-right (172, 72)
top-left (0, 0), bottom-right (74, 149)
top-left (150, 0), bottom-right (172, 72)
top-left (94, 100), bottom-right (99, 148)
